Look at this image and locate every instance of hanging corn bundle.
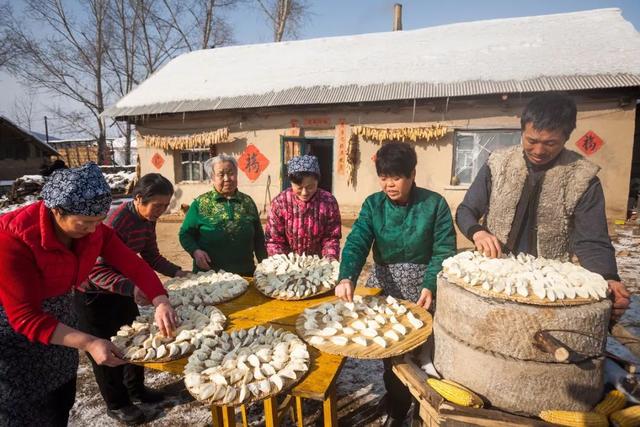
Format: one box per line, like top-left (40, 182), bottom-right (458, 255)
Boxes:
top-left (142, 127), bottom-right (231, 150)
top-left (346, 133), bottom-right (359, 187)
top-left (351, 124), bottom-right (448, 143)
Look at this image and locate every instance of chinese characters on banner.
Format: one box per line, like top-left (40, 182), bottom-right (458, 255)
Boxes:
top-left (336, 119), bottom-right (347, 176)
top-left (302, 117), bottom-right (330, 127)
top-left (575, 131), bottom-right (604, 156)
top-left (238, 144), bottom-right (269, 181)
top-left (285, 119), bottom-right (301, 137)
top-left (151, 152), bottom-right (165, 169)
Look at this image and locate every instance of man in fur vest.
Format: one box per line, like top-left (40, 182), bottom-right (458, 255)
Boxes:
top-left (456, 93), bottom-right (630, 318)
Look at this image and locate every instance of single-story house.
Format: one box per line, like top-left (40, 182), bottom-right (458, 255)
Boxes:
top-left (104, 8), bottom-right (640, 243)
top-left (0, 116), bottom-right (60, 181)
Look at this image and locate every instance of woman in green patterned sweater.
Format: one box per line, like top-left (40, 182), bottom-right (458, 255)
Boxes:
top-left (335, 142), bottom-right (456, 426)
top-left (179, 154), bottom-right (267, 276)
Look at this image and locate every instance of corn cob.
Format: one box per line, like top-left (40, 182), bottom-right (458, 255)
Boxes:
top-left (426, 378), bottom-right (483, 408)
top-left (610, 405), bottom-right (640, 427)
top-left (539, 410), bottom-right (608, 426)
top-left (595, 390), bottom-right (627, 416)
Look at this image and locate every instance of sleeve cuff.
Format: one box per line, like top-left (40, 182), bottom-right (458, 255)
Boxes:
top-left (422, 281), bottom-right (437, 296)
top-left (602, 273), bottom-right (621, 282)
top-left (466, 224), bottom-right (486, 240)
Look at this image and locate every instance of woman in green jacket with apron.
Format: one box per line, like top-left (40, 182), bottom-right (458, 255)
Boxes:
top-left (336, 142), bottom-right (456, 426)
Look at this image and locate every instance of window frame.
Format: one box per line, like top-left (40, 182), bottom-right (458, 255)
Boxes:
top-left (179, 149), bottom-right (209, 183)
top-left (452, 128), bottom-right (522, 185)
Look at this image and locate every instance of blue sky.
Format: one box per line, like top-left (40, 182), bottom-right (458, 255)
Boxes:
top-left (1, 0), bottom-right (639, 137)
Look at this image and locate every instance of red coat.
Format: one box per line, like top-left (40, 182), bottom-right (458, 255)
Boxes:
top-left (0, 201), bottom-right (167, 344)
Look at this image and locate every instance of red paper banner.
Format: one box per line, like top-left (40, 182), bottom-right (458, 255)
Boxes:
top-left (575, 131), bottom-right (604, 156)
top-left (151, 152), bottom-right (165, 170)
top-left (238, 144), bottom-right (269, 181)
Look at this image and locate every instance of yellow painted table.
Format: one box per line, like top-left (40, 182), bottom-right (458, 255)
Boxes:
top-left (142, 284), bottom-right (382, 427)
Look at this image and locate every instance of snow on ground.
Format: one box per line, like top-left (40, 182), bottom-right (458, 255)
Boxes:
top-left (0, 194), bottom-right (38, 214)
top-left (604, 225), bottom-right (640, 377)
top-left (104, 171), bottom-right (136, 194)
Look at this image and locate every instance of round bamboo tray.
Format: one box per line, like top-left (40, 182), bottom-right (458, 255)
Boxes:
top-left (130, 347), bottom-right (194, 365)
top-left (440, 274), bottom-right (603, 307)
top-left (166, 275), bottom-right (249, 306)
top-left (296, 296), bottom-right (432, 359)
top-left (187, 370), bottom-right (307, 407)
top-left (184, 326), bottom-right (310, 407)
top-left (121, 307), bottom-right (227, 365)
top-left (254, 278), bottom-right (336, 301)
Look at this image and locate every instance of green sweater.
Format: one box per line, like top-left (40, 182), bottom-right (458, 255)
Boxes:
top-left (179, 189), bottom-right (267, 276)
top-left (339, 186), bottom-right (456, 294)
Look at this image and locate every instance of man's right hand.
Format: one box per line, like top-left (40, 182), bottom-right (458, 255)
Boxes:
top-left (193, 249), bottom-right (212, 270)
top-left (472, 230), bottom-right (503, 258)
top-left (335, 279), bottom-right (355, 302)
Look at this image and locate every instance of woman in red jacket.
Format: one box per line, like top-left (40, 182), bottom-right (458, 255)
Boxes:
top-left (0, 163), bottom-right (177, 427)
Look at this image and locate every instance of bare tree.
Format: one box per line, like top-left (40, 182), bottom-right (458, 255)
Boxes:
top-left (12, 89), bottom-right (38, 131)
top-left (0, 2), bottom-right (15, 68)
top-left (255, 0), bottom-right (309, 42)
top-left (6, 0), bottom-right (112, 163)
top-left (103, 0), bottom-right (236, 164)
top-left (5, 0), bottom-right (238, 165)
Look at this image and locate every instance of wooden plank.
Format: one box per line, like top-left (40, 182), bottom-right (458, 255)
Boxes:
top-left (263, 397), bottom-right (278, 427)
top-left (211, 406), bottom-right (224, 427)
top-left (240, 405), bottom-right (248, 427)
top-left (221, 406), bottom-right (236, 427)
top-left (391, 357), bottom-right (444, 410)
top-left (611, 323), bottom-right (640, 359)
top-left (295, 397), bottom-right (304, 427)
top-left (438, 404), bottom-right (549, 427)
top-left (322, 385), bottom-right (339, 427)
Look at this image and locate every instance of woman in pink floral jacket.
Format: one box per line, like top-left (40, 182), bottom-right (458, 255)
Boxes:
top-left (265, 155), bottom-right (342, 259)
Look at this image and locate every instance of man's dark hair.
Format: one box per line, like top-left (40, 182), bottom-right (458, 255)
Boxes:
top-left (132, 173), bottom-right (174, 203)
top-left (288, 171), bottom-right (319, 185)
top-left (375, 142), bottom-right (417, 178)
top-left (40, 159), bottom-right (68, 177)
top-left (521, 93), bottom-right (577, 139)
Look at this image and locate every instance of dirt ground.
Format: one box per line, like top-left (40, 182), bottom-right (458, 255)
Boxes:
top-left (69, 221), bottom-right (640, 426)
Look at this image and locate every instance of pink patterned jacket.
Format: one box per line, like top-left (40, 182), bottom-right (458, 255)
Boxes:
top-left (265, 188), bottom-right (342, 259)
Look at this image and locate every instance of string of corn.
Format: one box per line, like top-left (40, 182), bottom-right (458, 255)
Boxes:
top-left (352, 124), bottom-right (448, 143)
top-left (143, 128), bottom-right (230, 150)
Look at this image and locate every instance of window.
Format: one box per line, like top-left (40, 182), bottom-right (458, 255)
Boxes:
top-left (453, 130), bottom-right (521, 184)
top-left (180, 150), bottom-right (209, 182)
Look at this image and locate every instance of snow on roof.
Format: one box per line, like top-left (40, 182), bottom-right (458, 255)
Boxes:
top-left (105, 8), bottom-right (640, 118)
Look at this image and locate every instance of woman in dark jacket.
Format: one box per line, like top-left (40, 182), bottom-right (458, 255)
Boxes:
top-left (75, 173), bottom-right (188, 425)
